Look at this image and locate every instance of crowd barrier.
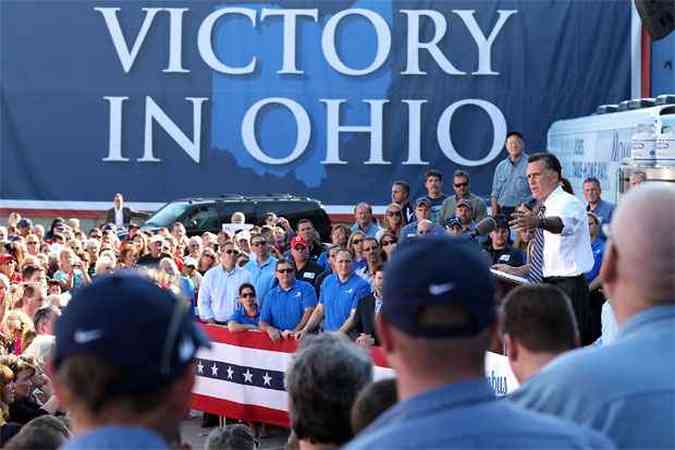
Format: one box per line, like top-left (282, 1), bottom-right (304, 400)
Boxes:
top-left (191, 325), bottom-right (518, 427)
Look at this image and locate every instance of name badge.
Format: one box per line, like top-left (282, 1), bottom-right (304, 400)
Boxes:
top-left (304, 272), bottom-right (316, 280)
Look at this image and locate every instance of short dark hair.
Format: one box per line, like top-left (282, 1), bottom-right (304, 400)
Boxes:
top-left (583, 177), bottom-right (601, 188)
top-left (506, 131), bottom-right (524, 140)
top-left (424, 169), bottom-right (443, 181)
top-left (276, 258), bottom-right (294, 270)
top-left (351, 378), bottom-right (398, 435)
top-left (33, 306), bottom-right (58, 330)
top-left (54, 354), bottom-right (174, 416)
top-left (296, 219), bottom-right (314, 231)
top-left (21, 265), bottom-right (41, 281)
top-left (392, 180), bottom-right (410, 195)
top-left (453, 169), bottom-right (470, 181)
top-left (528, 152), bottom-right (562, 179)
top-left (501, 284), bottom-right (579, 353)
top-left (238, 283), bottom-right (256, 296)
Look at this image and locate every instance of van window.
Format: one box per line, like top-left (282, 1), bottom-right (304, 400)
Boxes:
top-left (183, 205), bottom-right (220, 232)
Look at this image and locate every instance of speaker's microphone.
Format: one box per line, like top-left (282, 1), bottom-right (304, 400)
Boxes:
top-left (470, 216), bottom-right (497, 238)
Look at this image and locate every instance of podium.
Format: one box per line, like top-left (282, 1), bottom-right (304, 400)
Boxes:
top-left (489, 269), bottom-right (529, 355)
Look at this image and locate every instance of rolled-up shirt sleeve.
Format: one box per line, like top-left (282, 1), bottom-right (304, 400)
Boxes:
top-left (197, 272), bottom-right (215, 321)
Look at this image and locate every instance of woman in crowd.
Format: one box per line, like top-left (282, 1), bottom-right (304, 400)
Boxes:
top-left (348, 231), bottom-right (367, 271)
top-left (227, 283), bottom-right (260, 332)
top-left (378, 231), bottom-right (398, 260)
top-left (158, 257), bottom-right (195, 308)
top-left (377, 204), bottom-right (404, 239)
top-left (2, 310), bottom-right (33, 356)
top-left (198, 248), bottom-right (217, 275)
top-left (117, 243), bottom-right (138, 269)
top-left (586, 211), bottom-right (606, 342)
top-left (52, 249), bottom-right (87, 291)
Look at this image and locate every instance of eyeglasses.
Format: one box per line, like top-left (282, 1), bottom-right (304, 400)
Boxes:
top-left (382, 240), bottom-right (396, 246)
top-left (352, 239), bottom-right (363, 245)
top-left (363, 246), bottom-right (377, 252)
top-left (293, 246), bottom-right (307, 252)
top-left (386, 211), bottom-right (401, 216)
top-left (454, 182), bottom-right (469, 188)
top-left (277, 268), bottom-right (295, 274)
top-left (241, 292), bottom-right (256, 298)
top-left (27, 241), bottom-right (39, 245)
top-left (223, 249), bottom-right (236, 255)
top-left (251, 241), bottom-right (266, 247)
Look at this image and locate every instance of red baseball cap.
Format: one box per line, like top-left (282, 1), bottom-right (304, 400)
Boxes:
top-left (0, 255), bottom-right (15, 264)
top-left (291, 236), bottom-right (307, 250)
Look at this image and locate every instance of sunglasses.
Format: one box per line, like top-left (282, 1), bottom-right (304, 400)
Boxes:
top-left (277, 268), bottom-right (295, 274)
top-left (382, 240), bottom-right (396, 246)
top-left (241, 292), bottom-right (256, 298)
top-left (454, 182), bottom-right (469, 188)
top-left (363, 246), bottom-right (377, 252)
top-left (222, 249), bottom-right (236, 255)
top-left (386, 211), bottom-right (401, 216)
top-left (27, 241), bottom-right (39, 245)
top-left (251, 241), bottom-right (266, 247)
top-left (293, 246), bottom-right (307, 252)
top-left (352, 239), bottom-right (363, 245)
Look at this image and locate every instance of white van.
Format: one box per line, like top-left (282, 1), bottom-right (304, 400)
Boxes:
top-left (547, 97), bottom-right (675, 204)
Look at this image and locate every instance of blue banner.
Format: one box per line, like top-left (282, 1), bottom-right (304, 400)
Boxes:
top-left (0, 1), bottom-right (632, 206)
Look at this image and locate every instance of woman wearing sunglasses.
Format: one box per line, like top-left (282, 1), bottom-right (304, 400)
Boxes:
top-left (227, 283), bottom-right (260, 332)
top-left (377, 203), bottom-right (405, 240)
top-left (378, 231), bottom-right (398, 260)
top-left (347, 231), bottom-right (367, 272)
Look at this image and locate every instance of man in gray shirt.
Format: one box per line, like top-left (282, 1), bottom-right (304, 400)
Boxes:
top-left (344, 236), bottom-right (614, 450)
top-left (491, 131), bottom-right (531, 217)
top-left (510, 183), bottom-right (675, 449)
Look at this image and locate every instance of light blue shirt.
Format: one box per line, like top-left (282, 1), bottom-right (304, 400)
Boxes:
top-left (351, 221), bottom-right (381, 238)
top-left (492, 152), bottom-right (531, 208)
top-left (587, 199), bottom-right (615, 227)
top-left (62, 426), bottom-right (170, 450)
top-left (510, 305), bottom-right (675, 449)
top-left (243, 255), bottom-right (277, 308)
top-left (344, 379), bottom-right (614, 450)
top-left (197, 265), bottom-right (251, 322)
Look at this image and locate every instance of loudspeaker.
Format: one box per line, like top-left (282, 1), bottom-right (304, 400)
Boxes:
top-left (635, 0), bottom-right (675, 40)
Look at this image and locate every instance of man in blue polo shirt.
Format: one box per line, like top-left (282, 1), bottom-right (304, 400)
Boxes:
top-left (583, 177), bottom-right (615, 238)
top-left (343, 237), bottom-right (614, 450)
top-left (243, 234), bottom-right (277, 308)
top-left (259, 259), bottom-right (317, 342)
top-left (297, 250), bottom-right (370, 337)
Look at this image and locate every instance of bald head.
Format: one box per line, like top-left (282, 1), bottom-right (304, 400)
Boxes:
top-left (602, 183), bottom-right (675, 321)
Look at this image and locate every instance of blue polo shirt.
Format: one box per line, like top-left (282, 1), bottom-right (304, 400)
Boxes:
top-left (261, 280), bottom-right (317, 330)
top-left (319, 273), bottom-right (371, 331)
top-left (351, 221), bottom-right (381, 238)
top-left (228, 307), bottom-right (260, 327)
top-left (585, 238), bottom-right (605, 282)
top-left (243, 255), bottom-right (277, 307)
top-left (344, 379), bottom-right (614, 450)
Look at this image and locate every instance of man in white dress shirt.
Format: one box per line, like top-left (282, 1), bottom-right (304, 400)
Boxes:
top-left (510, 153), bottom-right (594, 344)
top-left (198, 241), bottom-right (251, 324)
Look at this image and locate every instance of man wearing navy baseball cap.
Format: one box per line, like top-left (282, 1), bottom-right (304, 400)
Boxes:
top-left (51, 272), bottom-right (210, 450)
top-left (344, 236), bottom-right (614, 450)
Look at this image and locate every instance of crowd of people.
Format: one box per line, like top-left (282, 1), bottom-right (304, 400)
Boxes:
top-left (0, 130), bottom-right (672, 450)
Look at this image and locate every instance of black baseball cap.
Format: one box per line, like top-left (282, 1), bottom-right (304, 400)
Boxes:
top-left (382, 236), bottom-right (496, 338)
top-left (53, 272), bottom-right (210, 394)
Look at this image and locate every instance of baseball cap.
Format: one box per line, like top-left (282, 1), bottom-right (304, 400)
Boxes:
top-left (53, 272), bottom-right (210, 394)
top-left (184, 256), bottom-right (198, 268)
top-left (445, 217), bottom-right (462, 229)
top-left (17, 218), bottom-right (32, 228)
top-left (415, 198), bottom-right (431, 208)
top-left (0, 255), bottom-right (15, 264)
top-left (382, 236), bottom-right (495, 338)
top-left (456, 199), bottom-right (473, 211)
top-left (291, 235), bottom-right (307, 250)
